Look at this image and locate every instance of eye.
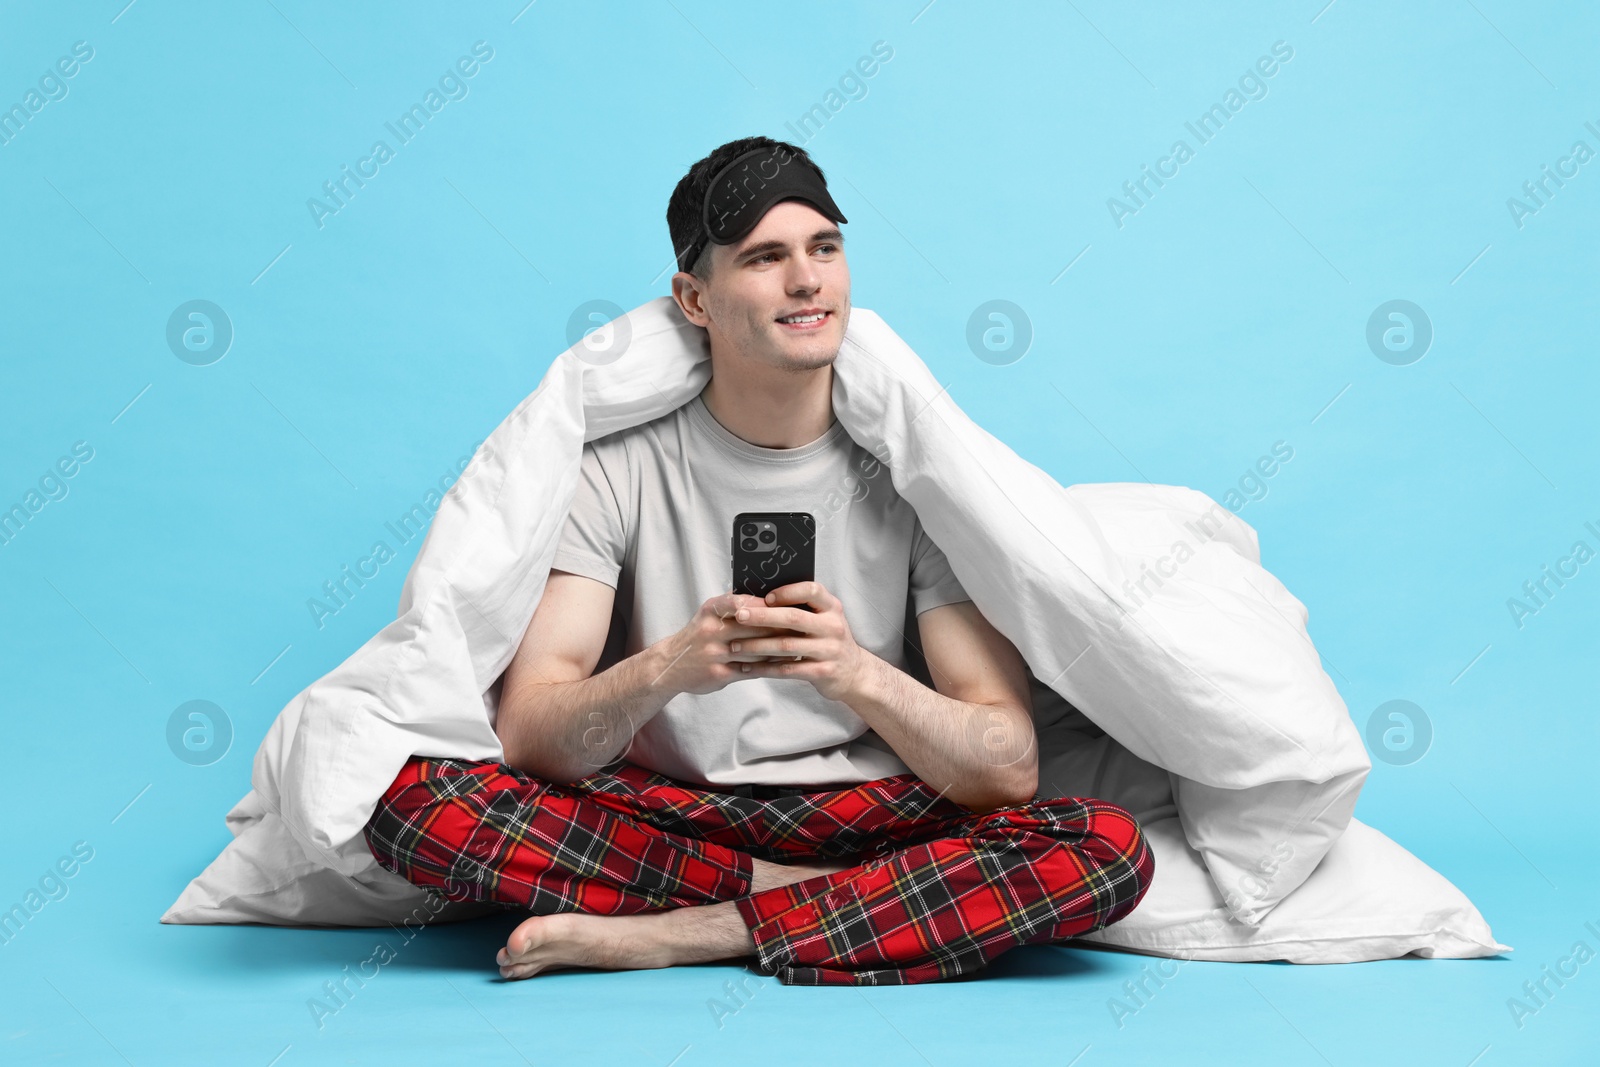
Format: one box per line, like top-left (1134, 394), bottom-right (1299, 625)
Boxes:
top-left (752, 253), bottom-right (779, 264)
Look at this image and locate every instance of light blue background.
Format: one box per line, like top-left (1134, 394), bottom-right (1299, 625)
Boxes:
top-left (2, 1), bottom-right (1596, 1064)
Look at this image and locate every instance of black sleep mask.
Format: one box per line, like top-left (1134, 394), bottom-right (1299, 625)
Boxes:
top-left (676, 144), bottom-right (848, 273)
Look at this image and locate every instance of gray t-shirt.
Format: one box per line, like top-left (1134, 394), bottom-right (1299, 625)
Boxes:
top-left (549, 389), bottom-right (971, 787)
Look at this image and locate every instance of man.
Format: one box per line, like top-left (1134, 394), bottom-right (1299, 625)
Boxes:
top-left (364, 136), bottom-right (1153, 986)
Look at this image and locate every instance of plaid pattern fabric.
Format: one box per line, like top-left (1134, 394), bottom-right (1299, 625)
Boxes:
top-left (364, 755), bottom-right (1153, 986)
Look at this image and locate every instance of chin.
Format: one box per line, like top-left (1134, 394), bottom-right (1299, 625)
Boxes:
top-left (778, 335), bottom-right (841, 369)
top-left (770, 352), bottom-right (835, 375)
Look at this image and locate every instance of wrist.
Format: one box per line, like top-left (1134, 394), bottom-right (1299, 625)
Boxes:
top-left (836, 644), bottom-right (886, 713)
top-left (633, 639), bottom-right (680, 710)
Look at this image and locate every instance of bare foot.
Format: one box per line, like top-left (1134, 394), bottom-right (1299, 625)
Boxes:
top-left (497, 902), bottom-right (753, 980)
top-left (495, 858), bottom-right (857, 980)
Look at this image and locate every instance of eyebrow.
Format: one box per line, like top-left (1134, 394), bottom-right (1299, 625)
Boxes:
top-left (734, 228), bottom-right (845, 261)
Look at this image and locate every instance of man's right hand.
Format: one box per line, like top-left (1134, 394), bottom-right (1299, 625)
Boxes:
top-left (647, 592), bottom-right (796, 696)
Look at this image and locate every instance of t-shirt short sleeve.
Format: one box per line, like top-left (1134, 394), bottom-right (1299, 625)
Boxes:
top-left (908, 516), bottom-right (971, 616)
top-left (549, 442), bottom-right (627, 589)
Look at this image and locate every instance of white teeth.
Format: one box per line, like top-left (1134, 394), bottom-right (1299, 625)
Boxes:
top-left (779, 313), bottom-right (825, 324)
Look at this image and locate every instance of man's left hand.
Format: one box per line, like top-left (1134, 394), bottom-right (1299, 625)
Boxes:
top-left (730, 581), bottom-right (867, 703)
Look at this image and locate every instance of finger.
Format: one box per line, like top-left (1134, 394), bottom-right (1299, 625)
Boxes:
top-left (740, 657), bottom-right (808, 674)
top-left (729, 637), bottom-right (806, 659)
top-left (723, 616), bottom-right (801, 636)
top-left (713, 592), bottom-right (767, 619)
top-left (713, 595), bottom-right (745, 621)
top-left (719, 608), bottom-right (783, 634)
top-left (734, 603), bottom-right (819, 633)
top-left (763, 581), bottom-right (834, 615)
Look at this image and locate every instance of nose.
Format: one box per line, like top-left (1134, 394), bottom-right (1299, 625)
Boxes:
top-left (785, 254), bottom-right (822, 295)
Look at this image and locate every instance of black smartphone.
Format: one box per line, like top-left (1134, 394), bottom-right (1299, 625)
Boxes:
top-left (732, 512), bottom-right (816, 607)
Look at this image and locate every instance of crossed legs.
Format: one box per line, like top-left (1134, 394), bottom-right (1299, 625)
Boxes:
top-left (363, 756), bottom-right (1153, 986)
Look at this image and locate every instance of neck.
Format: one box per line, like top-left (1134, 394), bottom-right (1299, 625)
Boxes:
top-left (699, 363), bottom-right (836, 449)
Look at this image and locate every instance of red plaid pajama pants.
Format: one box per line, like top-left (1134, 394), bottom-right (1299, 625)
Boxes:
top-left (364, 755), bottom-right (1153, 986)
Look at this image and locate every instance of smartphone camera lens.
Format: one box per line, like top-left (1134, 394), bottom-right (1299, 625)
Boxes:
top-left (741, 523), bottom-right (757, 537)
top-left (741, 537), bottom-right (758, 551)
top-left (758, 530), bottom-right (775, 544)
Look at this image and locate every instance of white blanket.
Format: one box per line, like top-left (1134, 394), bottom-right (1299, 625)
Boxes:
top-left (165, 296), bottom-right (1370, 928)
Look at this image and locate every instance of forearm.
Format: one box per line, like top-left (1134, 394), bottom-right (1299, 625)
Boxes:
top-left (840, 652), bottom-right (1037, 811)
top-left (497, 643), bottom-right (678, 783)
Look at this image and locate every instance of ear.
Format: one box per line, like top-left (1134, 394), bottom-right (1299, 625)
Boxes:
top-left (671, 272), bottom-right (711, 327)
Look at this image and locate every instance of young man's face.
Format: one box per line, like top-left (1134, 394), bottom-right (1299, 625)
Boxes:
top-left (676, 200), bottom-right (851, 373)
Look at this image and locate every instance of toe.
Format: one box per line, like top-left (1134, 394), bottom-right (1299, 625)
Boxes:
top-left (502, 915), bottom-right (547, 963)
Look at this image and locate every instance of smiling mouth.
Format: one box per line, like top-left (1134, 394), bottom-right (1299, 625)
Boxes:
top-left (775, 310), bottom-right (830, 331)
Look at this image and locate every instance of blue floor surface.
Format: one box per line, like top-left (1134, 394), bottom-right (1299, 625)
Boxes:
top-left (2, 803), bottom-right (1593, 1065)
